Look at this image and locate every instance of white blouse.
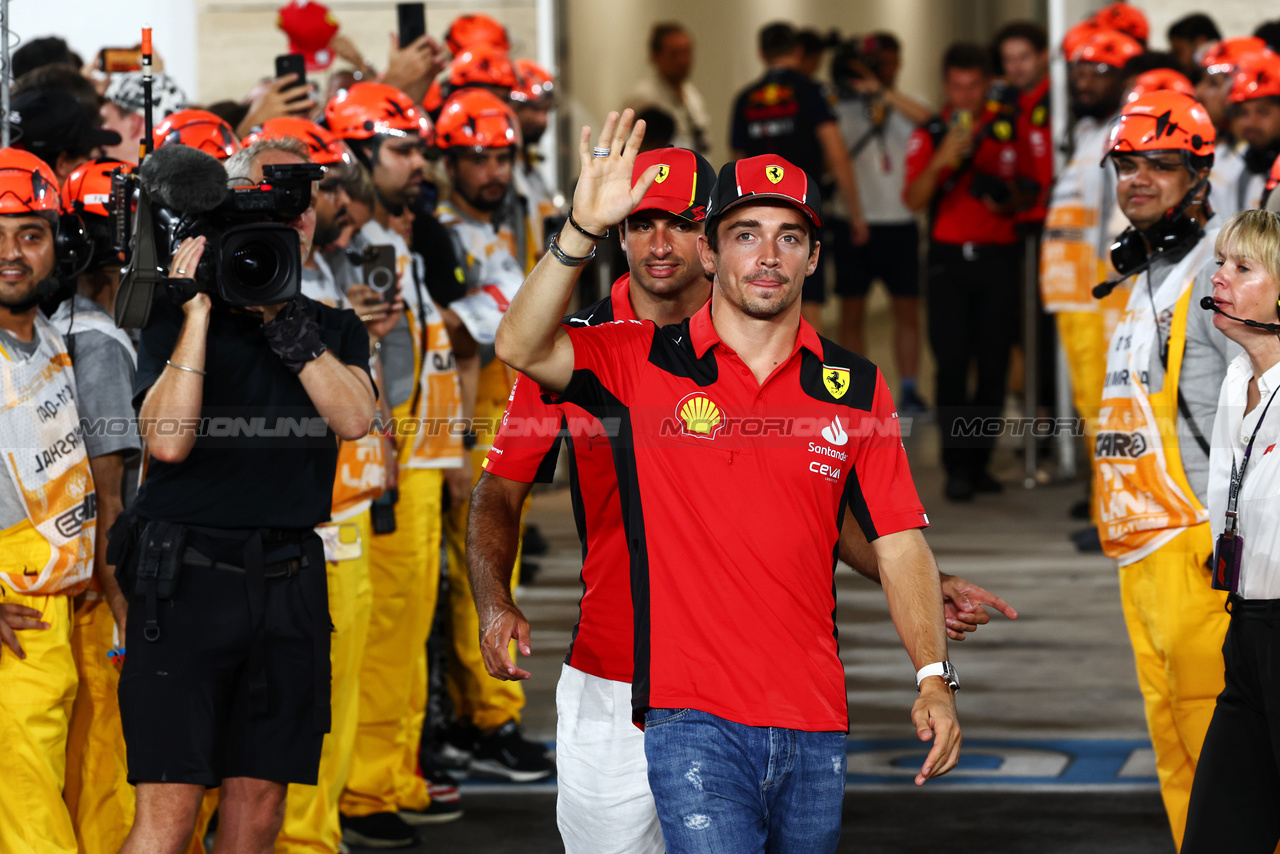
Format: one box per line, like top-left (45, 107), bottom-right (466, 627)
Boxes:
top-left (1207, 352), bottom-right (1280, 599)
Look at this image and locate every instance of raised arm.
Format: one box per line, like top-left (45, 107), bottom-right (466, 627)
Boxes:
top-left (494, 109), bottom-right (658, 393)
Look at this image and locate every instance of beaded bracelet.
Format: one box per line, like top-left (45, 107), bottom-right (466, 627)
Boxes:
top-left (548, 233), bottom-right (597, 267)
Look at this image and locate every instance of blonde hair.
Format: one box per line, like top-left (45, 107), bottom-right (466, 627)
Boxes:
top-left (1215, 210), bottom-right (1280, 288)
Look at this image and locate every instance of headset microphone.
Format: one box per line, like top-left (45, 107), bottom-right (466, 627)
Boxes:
top-left (1199, 296), bottom-right (1280, 332)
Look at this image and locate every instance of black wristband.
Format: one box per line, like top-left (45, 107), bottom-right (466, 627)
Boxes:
top-left (263, 299), bottom-right (327, 374)
top-left (567, 207), bottom-right (610, 241)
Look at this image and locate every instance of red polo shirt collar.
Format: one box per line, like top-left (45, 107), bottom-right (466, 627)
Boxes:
top-left (689, 300), bottom-right (823, 360)
top-left (610, 273), bottom-right (638, 322)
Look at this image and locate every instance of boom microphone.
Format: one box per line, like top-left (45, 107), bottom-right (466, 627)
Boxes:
top-left (1199, 295), bottom-right (1280, 332)
top-left (137, 144), bottom-right (229, 214)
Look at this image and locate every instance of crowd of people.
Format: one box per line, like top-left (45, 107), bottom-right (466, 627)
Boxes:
top-left (2, 2), bottom-right (1280, 853)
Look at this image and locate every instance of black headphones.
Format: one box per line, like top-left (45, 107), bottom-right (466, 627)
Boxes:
top-left (54, 211), bottom-right (94, 281)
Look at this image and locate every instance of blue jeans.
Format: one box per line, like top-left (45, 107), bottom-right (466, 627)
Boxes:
top-left (643, 708), bottom-right (846, 854)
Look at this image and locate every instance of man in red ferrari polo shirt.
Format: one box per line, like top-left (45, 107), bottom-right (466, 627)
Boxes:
top-left (494, 111), bottom-right (961, 853)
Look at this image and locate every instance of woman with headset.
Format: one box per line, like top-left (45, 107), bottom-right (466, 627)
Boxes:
top-left (1184, 208), bottom-right (1280, 853)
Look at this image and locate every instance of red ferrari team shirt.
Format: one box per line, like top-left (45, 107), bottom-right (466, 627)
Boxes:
top-left (1015, 78), bottom-right (1053, 226)
top-left (559, 302), bottom-right (928, 732)
top-left (904, 104), bottom-right (1021, 246)
top-left (484, 275), bottom-right (638, 683)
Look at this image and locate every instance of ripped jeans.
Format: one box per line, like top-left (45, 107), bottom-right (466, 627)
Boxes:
top-left (643, 708), bottom-right (846, 854)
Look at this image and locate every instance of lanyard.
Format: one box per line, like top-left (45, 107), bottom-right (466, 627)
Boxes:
top-left (1226, 383), bottom-right (1280, 533)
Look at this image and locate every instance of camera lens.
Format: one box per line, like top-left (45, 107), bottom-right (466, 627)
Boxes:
top-left (231, 240), bottom-right (281, 292)
top-left (217, 222), bottom-right (301, 306)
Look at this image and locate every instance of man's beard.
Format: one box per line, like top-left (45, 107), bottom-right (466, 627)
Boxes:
top-left (461, 183), bottom-right (508, 213)
top-left (1071, 98), bottom-right (1113, 120)
top-left (1244, 139), bottom-right (1280, 175)
top-left (314, 209), bottom-right (347, 247)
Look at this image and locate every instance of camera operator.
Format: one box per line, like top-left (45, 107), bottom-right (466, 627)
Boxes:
top-left (114, 140), bottom-right (376, 853)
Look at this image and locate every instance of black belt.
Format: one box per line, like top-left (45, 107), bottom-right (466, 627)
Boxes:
top-left (183, 547), bottom-right (309, 578)
top-left (1227, 593), bottom-right (1280, 618)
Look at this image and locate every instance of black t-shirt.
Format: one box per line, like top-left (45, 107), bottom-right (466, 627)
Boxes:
top-left (411, 210), bottom-right (467, 307)
top-left (730, 67), bottom-right (835, 179)
top-left (132, 294), bottom-right (371, 529)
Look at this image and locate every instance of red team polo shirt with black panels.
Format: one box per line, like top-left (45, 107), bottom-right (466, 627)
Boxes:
top-left (558, 301), bottom-right (928, 733)
top-left (484, 274), bottom-right (640, 684)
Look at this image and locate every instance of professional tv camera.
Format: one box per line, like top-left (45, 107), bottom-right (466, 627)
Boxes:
top-left (111, 144), bottom-right (323, 328)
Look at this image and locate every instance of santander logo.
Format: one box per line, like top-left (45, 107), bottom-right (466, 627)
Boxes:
top-left (821, 416), bottom-right (848, 447)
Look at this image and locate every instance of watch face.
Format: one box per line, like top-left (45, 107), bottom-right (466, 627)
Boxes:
top-left (942, 661), bottom-right (960, 691)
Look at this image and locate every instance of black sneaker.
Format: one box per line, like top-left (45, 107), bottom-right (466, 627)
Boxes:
top-left (469, 721), bottom-right (555, 782)
top-left (339, 812), bottom-right (418, 849)
top-left (400, 799), bottom-right (463, 825)
top-left (434, 721), bottom-right (478, 777)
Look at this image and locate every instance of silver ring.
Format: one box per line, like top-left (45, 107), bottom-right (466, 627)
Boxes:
top-left (592, 146), bottom-right (611, 158)
top-left (176, 268), bottom-right (186, 275)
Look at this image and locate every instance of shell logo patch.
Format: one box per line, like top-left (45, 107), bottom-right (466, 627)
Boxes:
top-left (823, 365), bottom-right (850, 400)
top-left (993, 120), bottom-right (1013, 141)
top-left (1031, 104), bottom-right (1048, 127)
top-left (655, 164), bottom-right (670, 183)
top-left (676, 393), bottom-right (724, 439)
top-left (766, 164), bottom-right (785, 184)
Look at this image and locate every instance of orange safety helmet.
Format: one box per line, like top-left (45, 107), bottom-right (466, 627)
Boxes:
top-left (448, 46), bottom-right (518, 91)
top-left (61, 158), bottom-right (132, 272)
top-left (152, 110), bottom-right (241, 161)
top-left (511, 59), bottom-right (554, 105)
top-left (1094, 2), bottom-right (1148, 44)
top-left (61, 158), bottom-right (131, 218)
top-left (1228, 51), bottom-right (1280, 104)
top-left (1104, 90), bottom-right (1215, 167)
top-left (1062, 19), bottom-right (1103, 59)
top-left (423, 77), bottom-right (445, 115)
top-left (1199, 36), bottom-right (1270, 77)
top-left (325, 82), bottom-right (434, 144)
top-left (445, 13), bottom-right (510, 56)
top-left (0, 147), bottom-right (60, 219)
top-left (1125, 68), bottom-right (1195, 104)
top-left (435, 88), bottom-right (520, 151)
top-left (241, 116), bottom-right (356, 168)
top-left (1071, 29), bottom-right (1144, 68)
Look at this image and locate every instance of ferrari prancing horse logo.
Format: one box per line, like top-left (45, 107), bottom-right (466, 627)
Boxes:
top-left (766, 164), bottom-right (785, 184)
top-left (823, 365), bottom-right (850, 399)
top-left (655, 164), bottom-right (670, 184)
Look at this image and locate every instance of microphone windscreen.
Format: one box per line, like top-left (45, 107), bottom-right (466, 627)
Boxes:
top-left (138, 145), bottom-right (228, 214)
top-left (1200, 296), bottom-right (1216, 311)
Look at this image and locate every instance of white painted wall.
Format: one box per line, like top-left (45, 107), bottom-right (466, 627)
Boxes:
top-left (9, 0), bottom-right (197, 99)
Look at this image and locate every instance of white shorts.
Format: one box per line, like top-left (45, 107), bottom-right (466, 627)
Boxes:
top-left (555, 663), bottom-right (664, 854)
